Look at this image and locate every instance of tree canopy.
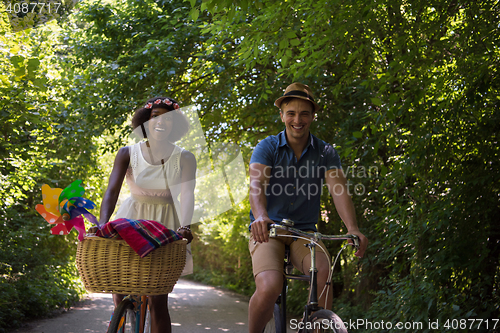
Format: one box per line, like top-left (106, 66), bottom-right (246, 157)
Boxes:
top-left (1, 0), bottom-right (499, 330)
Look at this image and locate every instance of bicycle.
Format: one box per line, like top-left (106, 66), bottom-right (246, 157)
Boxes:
top-left (107, 294), bottom-right (150, 333)
top-left (263, 219), bottom-right (359, 333)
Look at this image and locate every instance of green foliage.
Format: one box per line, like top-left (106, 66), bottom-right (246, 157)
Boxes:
top-left (190, 201), bottom-right (256, 296)
top-left (3, 0), bottom-right (499, 330)
top-left (0, 206), bottom-right (85, 331)
top-left (0, 9), bottom-right (104, 331)
top-left (59, 0), bottom-right (213, 148)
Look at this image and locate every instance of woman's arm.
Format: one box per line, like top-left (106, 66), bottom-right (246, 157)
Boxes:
top-left (178, 150), bottom-right (196, 242)
top-left (99, 147), bottom-right (130, 225)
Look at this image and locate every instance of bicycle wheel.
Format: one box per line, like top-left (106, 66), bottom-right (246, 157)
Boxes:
top-left (107, 298), bottom-right (135, 333)
top-left (306, 309), bottom-right (348, 333)
top-left (263, 303), bottom-right (283, 333)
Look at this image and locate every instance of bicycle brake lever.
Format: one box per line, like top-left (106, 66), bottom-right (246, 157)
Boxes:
top-left (351, 235), bottom-right (360, 249)
top-left (281, 219), bottom-right (294, 227)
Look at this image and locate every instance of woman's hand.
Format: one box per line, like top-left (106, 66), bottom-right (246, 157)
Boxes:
top-left (177, 226), bottom-right (193, 244)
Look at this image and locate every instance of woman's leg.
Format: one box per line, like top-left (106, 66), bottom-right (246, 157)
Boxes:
top-left (112, 294), bottom-right (125, 307)
top-left (148, 294), bottom-right (171, 333)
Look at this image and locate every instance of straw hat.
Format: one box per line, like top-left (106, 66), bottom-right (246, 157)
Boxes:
top-left (274, 82), bottom-right (320, 112)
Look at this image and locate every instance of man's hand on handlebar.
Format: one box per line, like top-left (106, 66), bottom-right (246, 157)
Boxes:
top-left (347, 229), bottom-right (368, 258)
top-left (251, 216), bottom-right (274, 243)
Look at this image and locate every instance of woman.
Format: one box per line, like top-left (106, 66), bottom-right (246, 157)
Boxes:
top-left (99, 97), bottom-right (196, 333)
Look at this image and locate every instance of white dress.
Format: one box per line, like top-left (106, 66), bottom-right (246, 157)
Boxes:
top-left (115, 142), bottom-right (193, 275)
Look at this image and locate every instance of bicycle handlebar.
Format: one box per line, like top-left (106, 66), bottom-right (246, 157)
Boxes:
top-left (268, 219), bottom-right (360, 248)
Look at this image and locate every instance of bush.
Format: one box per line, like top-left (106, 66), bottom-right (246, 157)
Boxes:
top-left (0, 207), bottom-right (85, 332)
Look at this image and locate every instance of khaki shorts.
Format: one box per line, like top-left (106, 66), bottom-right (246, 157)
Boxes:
top-left (249, 229), bottom-right (330, 277)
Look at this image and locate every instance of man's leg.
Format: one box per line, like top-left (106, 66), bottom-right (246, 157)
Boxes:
top-left (248, 231), bottom-right (288, 333)
top-left (302, 252), bottom-right (332, 310)
top-left (248, 270), bottom-right (283, 333)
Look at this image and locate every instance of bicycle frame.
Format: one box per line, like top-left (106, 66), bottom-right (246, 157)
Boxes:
top-left (269, 219), bottom-right (359, 331)
top-left (137, 295), bottom-right (148, 333)
top-left (275, 245), bottom-right (310, 331)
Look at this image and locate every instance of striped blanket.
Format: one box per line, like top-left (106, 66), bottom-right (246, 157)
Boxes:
top-left (96, 218), bottom-right (182, 258)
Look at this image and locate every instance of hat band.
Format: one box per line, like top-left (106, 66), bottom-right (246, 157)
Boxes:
top-left (284, 90), bottom-right (315, 102)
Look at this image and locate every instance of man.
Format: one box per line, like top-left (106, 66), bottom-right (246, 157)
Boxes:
top-left (248, 82), bottom-right (368, 333)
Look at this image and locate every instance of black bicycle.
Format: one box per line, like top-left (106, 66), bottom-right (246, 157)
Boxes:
top-left (263, 219), bottom-right (359, 333)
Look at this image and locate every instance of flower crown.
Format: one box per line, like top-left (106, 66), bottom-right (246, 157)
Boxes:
top-left (144, 98), bottom-right (180, 110)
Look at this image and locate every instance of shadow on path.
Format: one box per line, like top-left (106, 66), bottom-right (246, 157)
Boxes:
top-left (9, 279), bottom-right (250, 333)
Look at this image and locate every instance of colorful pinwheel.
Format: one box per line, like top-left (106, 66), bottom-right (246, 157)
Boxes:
top-left (35, 180), bottom-right (99, 241)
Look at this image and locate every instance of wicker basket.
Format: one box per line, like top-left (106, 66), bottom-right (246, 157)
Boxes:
top-left (76, 236), bottom-right (187, 295)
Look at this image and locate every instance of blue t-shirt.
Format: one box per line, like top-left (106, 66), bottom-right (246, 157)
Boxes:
top-left (249, 130), bottom-right (342, 231)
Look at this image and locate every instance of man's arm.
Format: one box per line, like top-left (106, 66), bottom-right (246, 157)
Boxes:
top-left (325, 168), bottom-right (368, 258)
top-left (249, 163), bottom-right (273, 243)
